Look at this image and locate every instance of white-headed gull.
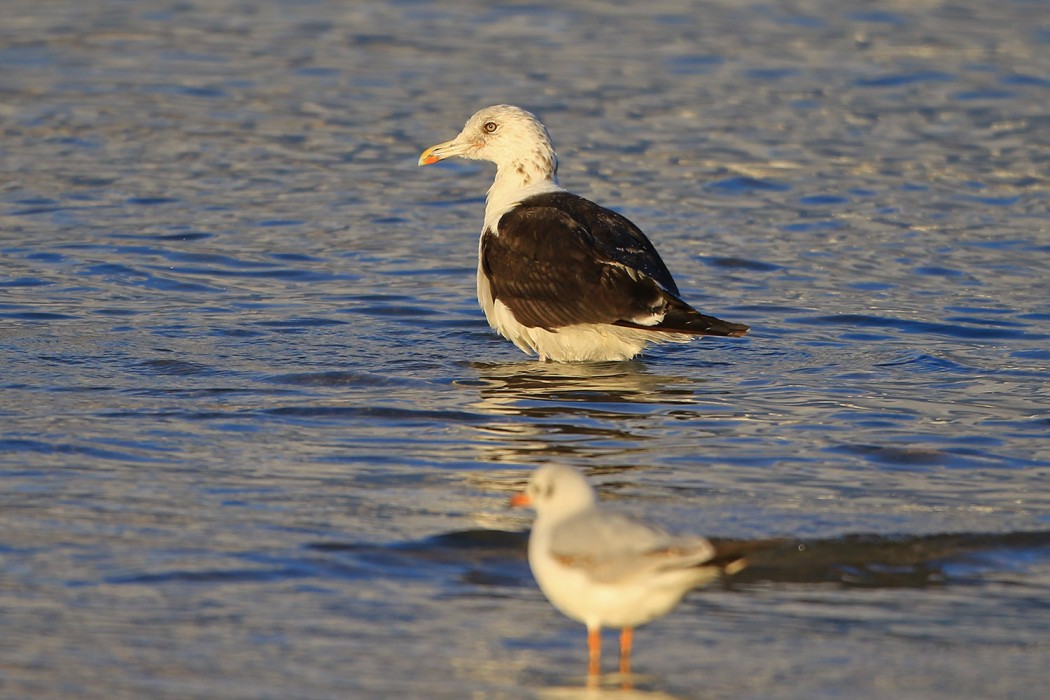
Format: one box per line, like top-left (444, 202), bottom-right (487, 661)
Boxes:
top-left (418, 104), bottom-right (748, 362)
top-left (510, 464), bottom-right (747, 677)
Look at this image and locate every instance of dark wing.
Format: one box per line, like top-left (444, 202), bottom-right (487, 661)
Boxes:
top-left (482, 204), bottom-right (668, 330)
top-left (482, 192), bottom-right (748, 336)
top-left (532, 192), bottom-right (682, 295)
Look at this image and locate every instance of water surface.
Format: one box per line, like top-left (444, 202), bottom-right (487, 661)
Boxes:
top-left (1, 1), bottom-right (1048, 698)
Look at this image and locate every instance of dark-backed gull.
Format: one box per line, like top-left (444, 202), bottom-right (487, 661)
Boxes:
top-left (418, 104), bottom-right (748, 362)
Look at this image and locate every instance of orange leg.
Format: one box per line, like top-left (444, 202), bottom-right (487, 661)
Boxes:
top-left (619, 627), bottom-right (633, 677)
top-left (588, 628), bottom-right (601, 677)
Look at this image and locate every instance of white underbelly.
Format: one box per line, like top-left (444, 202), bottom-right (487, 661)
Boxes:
top-left (478, 273), bottom-right (686, 362)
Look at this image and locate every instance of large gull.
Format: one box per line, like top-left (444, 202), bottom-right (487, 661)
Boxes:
top-left (418, 105), bottom-right (748, 362)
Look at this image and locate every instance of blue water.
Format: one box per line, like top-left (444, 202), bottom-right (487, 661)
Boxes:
top-left (2, 1), bottom-right (1048, 698)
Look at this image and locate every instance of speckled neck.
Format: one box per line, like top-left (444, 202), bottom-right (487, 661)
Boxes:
top-left (483, 146), bottom-right (561, 234)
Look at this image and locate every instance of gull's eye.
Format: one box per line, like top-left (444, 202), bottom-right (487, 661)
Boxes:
top-left (483, 121), bottom-right (498, 133)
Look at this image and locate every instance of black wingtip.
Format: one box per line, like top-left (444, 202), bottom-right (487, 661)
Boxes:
top-left (647, 312), bottom-right (750, 338)
top-left (711, 320), bottom-right (749, 338)
top-left (708, 538), bottom-right (790, 577)
top-left (614, 315), bottom-right (750, 337)
top-left (646, 295), bottom-right (749, 337)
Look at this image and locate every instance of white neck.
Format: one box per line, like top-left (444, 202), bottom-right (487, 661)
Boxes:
top-left (483, 163), bottom-right (562, 235)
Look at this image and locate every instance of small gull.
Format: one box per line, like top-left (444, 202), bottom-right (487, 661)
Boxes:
top-left (419, 105), bottom-right (748, 362)
top-left (510, 464), bottom-right (748, 677)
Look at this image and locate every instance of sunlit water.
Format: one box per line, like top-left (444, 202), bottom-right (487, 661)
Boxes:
top-left (1, 1), bottom-right (1048, 698)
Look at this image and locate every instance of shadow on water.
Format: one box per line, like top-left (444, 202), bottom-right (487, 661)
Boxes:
top-left (308, 527), bottom-right (1050, 591)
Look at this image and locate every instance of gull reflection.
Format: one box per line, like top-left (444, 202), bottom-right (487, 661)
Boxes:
top-left (536, 675), bottom-right (685, 698)
top-left (463, 360), bottom-right (725, 466)
top-left (467, 360), bottom-right (700, 417)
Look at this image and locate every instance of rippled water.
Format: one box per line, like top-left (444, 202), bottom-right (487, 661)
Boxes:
top-left (2, 1), bottom-right (1048, 698)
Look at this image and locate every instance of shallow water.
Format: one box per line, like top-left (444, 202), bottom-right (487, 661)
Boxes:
top-left (1, 0), bottom-right (1048, 698)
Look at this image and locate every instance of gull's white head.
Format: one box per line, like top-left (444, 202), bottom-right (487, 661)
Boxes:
top-left (510, 464), bottom-right (596, 521)
top-left (418, 104), bottom-right (559, 188)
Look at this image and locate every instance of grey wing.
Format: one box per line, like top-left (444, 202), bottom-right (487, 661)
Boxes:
top-left (549, 510), bottom-right (716, 584)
